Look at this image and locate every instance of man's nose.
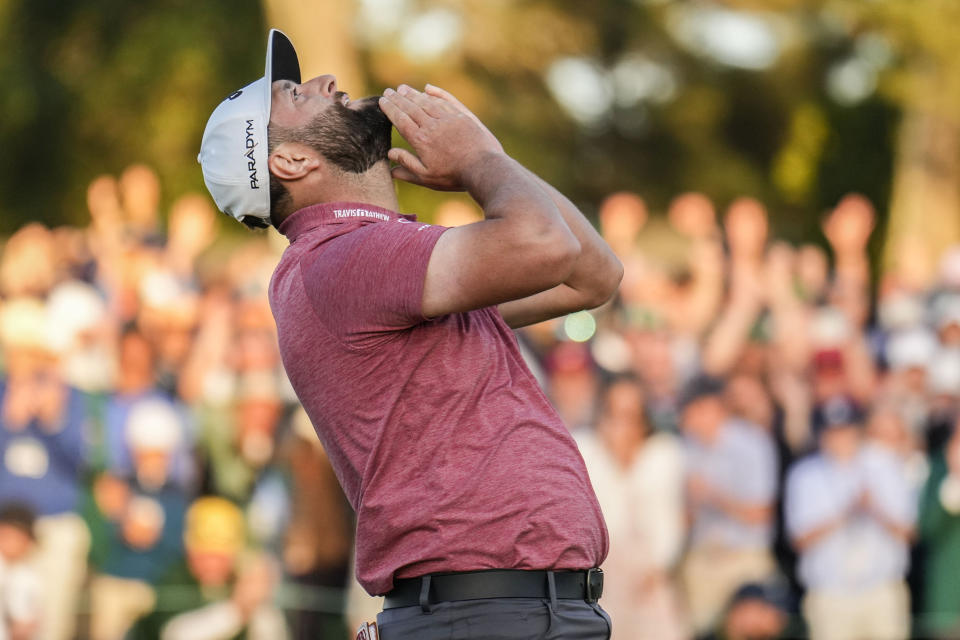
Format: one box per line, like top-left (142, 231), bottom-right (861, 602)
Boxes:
top-left (304, 74), bottom-right (338, 97)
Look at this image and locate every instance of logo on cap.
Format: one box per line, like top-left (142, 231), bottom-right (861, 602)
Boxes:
top-left (244, 120), bottom-right (259, 190)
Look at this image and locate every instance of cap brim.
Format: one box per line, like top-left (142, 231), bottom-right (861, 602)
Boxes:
top-left (267, 29), bottom-right (301, 85)
top-left (263, 29), bottom-right (302, 124)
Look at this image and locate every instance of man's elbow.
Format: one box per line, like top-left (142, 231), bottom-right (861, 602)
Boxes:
top-left (533, 227), bottom-right (581, 285)
top-left (582, 255), bottom-right (624, 309)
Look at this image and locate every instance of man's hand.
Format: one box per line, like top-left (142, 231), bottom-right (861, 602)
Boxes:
top-left (381, 83), bottom-right (618, 321)
top-left (379, 84), bottom-right (503, 192)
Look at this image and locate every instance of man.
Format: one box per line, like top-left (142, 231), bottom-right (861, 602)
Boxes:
top-left (127, 497), bottom-right (287, 640)
top-left (919, 415), bottom-right (960, 637)
top-left (198, 30), bottom-right (622, 639)
top-left (706, 581), bottom-right (796, 640)
top-left (87, 398), bottom-right (191, 640)
top-left (0, 503), bottom-right (43, 640)
top-left (678, 376), bottom-right (778, 635)
top-left (0, 298), bottom-right (91, 640)
top-left (784, 396), bottom-right (914, 640)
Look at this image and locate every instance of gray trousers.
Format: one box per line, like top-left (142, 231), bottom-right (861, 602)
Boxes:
top-left (376, 597), bottom-right (612, 639)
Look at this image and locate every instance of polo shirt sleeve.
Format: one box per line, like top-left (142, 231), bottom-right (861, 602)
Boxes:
top-left (300, 220), bottom-right (448, 345)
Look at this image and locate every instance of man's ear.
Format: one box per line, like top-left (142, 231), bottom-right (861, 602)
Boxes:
top-left (268, 142), bottom-right (321, 181)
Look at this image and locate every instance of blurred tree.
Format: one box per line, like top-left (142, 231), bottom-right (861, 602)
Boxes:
top-left (0, 0), bottom-right (265, 231)
top-left (262, 0), bottom-right (363, 94)
top-left (855, 0), bottom-right (960, 284)
top-left (724, 0), bottom-right (960, 280)
top-left (0, 0), bottom-right (942, 264)
top-left (347, 0), bottom-right (897, 249)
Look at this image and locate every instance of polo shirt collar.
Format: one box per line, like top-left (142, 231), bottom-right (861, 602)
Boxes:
top-left (278, 201), bottom-right (419, 242)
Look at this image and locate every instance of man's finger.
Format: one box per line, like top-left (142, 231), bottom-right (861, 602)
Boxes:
top-left (424, 84), bottom-right (471, 115)
top-left (382, 87), bottom-right (433, 127)
top-left (387, 147), bottom-right (429, 176)
top-left (389, 165), bottom-right (423, 185)
top-left (424, 84), bottom-right (484, 128)
top-left (423, 84), bottom-right (462, 106)
top-left (378, 96), bottom-right (419, 137)
top-left (398, 84), bottom-right (456, 118)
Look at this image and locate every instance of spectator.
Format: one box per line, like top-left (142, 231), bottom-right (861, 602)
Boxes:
top-left (45, 281), bottom-right (114, 394)
top-left (102, 325), bottom-right (195, 493)
top-left (918, 418), bottom-right (960, 638)
top-left (6, 169), bottom-right (960, 638)
top-left (785, 396), bottom-right (914, 640)
top-left (128, 496), bottom-right (287, 640)
top-left (281, 409), bottom-right (353, 639)
top-left (679, 376), bottom-right (779, 635)
top-left (0, 299), bottom-right (91, 640)
top-left (199, 372), bottom-right (286, 505)
top-left (165, 194), bottom-right (217, 285)
top-left (705, 581), bottom-right (794, 640)
top-left (118, 164), bottom-right (162, 242)
top-left (0, 225), bottom-right (57, 300)
top-left (86, 399), bottom-right (191, 640)
top-left (577, 376), bottom-right (688, 639)
top-left (0, 503), bottom-right (42, 640)
top-left (883, 326), bottom-right (938, 440)
top-left (545, 341), bottom-right (599, 431)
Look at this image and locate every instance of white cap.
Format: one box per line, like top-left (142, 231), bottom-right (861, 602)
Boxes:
top-left (809, 306), bottom-right (850, 348)
top-left (0, 297), bottom-right (57, 353)
top-left (885, 327), bottom-right (938, 371)
top-left (878, 292), bottom-right (925, 331)
top-left (940, 246), bottom-right (960, 289)
top-left (198, 30), bottom-right (301, 228)
top-left (46, 281), bottom-right (107, 352)
top-left (125, 398), bottom-right (184, 452)
top-left (929, 349), bottom-right (960, 396)
top-left (933, 293), bottom-right (960, 330)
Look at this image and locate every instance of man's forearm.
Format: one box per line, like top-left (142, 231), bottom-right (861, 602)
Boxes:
top-left (793, 516), bottom-right (845, 552)
top-left (463, 152), bottom-right (578, 249)
top-left (522, 168), bottom-right (623, 304)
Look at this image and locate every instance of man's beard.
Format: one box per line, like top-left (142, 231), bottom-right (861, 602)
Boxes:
top-left (298, 93), bottom-right (392, 173)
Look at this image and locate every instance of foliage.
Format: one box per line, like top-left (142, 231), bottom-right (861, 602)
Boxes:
top-left (3, 0), bottom-right (950, 251)
top-left (356, 0), bottom-right (897, 243)
top-left (0, 0), bottom-right (265, 232)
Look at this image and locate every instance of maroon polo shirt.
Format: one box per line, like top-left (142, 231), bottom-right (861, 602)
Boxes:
top-left (268, 201), bottom-right (608, 595)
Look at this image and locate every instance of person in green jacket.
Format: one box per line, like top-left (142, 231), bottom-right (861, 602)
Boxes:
top-left (919, 419), bottom-right (960, 638)
top-left (126, 496), bottom-right (287, 640)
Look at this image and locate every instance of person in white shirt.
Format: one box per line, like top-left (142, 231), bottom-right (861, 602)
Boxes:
top-left (0, 504), bottom-right (43, 640)
top-left (678, 376), bottom-right (779, 635)
top-left (785, 396), bottom-right (915, 640)
top-left (577, 376), bottom-right (688, 640)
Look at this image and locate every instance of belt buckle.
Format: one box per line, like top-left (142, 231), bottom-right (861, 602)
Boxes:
top-left (585, 568), bottom-right (603, 603)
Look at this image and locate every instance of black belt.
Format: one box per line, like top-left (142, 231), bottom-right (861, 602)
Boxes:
top-left (383, 568), bottom-right (603, 609)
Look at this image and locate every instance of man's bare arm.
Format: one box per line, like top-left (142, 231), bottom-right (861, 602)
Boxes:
top-left (496, 170), bottom-right (623, 328)
top-left (384, 84), bottom-right (621, 326)
top-left (379, 86), bottom-right (581, 318)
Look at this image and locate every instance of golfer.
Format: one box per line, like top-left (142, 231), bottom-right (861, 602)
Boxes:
top-left (199, 30), bottom-right (622, 639)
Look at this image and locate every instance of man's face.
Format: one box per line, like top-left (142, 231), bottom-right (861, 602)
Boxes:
top-left (270, 75), bottom-right (391, 174)
top-left (0, 523), bottom-right (32, 563)
top-left (682, 395), bottom-right (726, 443)
top-left (820, 424), bottom-right (861, 462)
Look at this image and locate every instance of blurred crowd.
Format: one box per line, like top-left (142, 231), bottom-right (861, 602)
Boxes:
top-left (0, 165), bottom-right (352, 640)
top-left (1, 164), bottom-right (959, 640)
top-left (528, 191), bottom-right (960, 640)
